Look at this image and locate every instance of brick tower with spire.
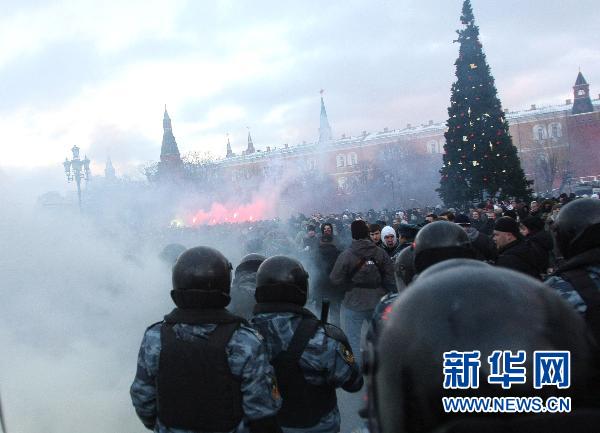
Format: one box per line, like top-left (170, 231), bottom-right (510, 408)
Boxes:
top-left (226, 134), bottom-right (234, 158)
top-left (105, 157), bottom-right (116, 180)
top-left (159, 106), bottom-right (184, 179)
top-left (567, 70), bottom-right (600, 178)
top-left (245, 129), bottom-right (255, 155)
top-left (318, 90), bottom-right (332, 144)
top-left (572, 71), bottom-right (594, 115)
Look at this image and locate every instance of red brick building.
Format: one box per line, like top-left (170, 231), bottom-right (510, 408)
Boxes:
top-left (157, 72), bottom-right (600, 206)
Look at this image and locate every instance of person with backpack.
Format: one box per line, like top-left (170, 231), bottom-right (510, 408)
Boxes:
top-left (329, 220), bottom-right (395, 367)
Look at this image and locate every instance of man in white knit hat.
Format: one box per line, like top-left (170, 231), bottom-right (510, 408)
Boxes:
top-left (380, 225), bottom-right (402, 259)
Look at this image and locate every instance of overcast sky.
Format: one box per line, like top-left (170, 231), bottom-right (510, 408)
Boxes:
top-left (1, 0), bottom-right (598, 178)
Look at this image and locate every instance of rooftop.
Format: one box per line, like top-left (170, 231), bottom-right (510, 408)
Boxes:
top-left (212, 98), bottom-right (600, 167)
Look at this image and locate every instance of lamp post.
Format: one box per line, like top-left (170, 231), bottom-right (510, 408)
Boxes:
top-left (63, 145), bottom-right (91, 211)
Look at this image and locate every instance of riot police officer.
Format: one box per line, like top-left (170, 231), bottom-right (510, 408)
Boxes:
top-left (365, 266), bottom-right (598, 433)
top-left (130, 246), bottom-right (282, 433)
top-left (546, 198), bottom-right (600, 342)
top-left (413, 220), bottom-right (474, 274)
top-left (369, 258), bottom-right (489, 344)
top-left (229, 253), bottom-right (267, 320)
top-left (251, 255), bottom-right (363, 433)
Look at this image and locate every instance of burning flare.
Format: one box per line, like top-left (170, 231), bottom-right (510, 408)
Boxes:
top-left (189, 198), bottom-right (272, 225)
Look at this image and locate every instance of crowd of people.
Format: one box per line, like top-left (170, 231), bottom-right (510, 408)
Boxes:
top-left (131, 192), bottom-right (600, 433)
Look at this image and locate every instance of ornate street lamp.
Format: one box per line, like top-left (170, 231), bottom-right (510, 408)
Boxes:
top-left (64, 145), bottom-right (91, 211)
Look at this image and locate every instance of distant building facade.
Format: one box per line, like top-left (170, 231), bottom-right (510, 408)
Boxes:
top-left (155, 72), bottom-right (600, 204)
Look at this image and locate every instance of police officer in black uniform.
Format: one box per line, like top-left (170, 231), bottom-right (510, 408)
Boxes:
top-left (546, 198), bottom-right (600, 342)
top-left (364, 266), bottom-right (599, 433)
top-left (413, 220), bottom-right (475, 275)
top-left (250, 255), bottom-right (363, 433)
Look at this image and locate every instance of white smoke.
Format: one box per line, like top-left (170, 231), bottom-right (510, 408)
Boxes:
top-left (0, 174), bottom-right (172, 433)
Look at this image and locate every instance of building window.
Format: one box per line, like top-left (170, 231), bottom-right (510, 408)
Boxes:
top-left (549, 122), bottom-right (562, 138)
top-left (347, 152), bottom-right (358, 166)
top-left (533, 125), bottom-right (546, 141)
top-left (427, 140), bottom-right (435, 153)
top-left (336, 154), bottom-right (346, 168)
top-left (427, 140), bottom-right (443, 153)
top-left (337, 177), bottom-right (347, 189)
top-left (306, 159), bottom-right (316, 170)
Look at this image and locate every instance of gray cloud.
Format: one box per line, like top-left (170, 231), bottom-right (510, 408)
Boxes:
top-left (0, 40), bottom-right (106, 112)
top-left (0, 0), bottom-right (598, 168)
top-left (172, 0), bottom-right (599, 156)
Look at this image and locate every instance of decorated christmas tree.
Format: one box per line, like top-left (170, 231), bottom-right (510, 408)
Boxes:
top-left (438, 0), bottom-right (531, 207)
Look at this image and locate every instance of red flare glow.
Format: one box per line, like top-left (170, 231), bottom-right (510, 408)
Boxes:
top-left (189, 198), bottom-right (272, 226)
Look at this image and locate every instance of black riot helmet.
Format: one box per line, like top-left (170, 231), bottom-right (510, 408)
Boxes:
top-left (171, 246), bottom-right (233, 308)
top-left (159, 243), bottom-right (186, 266)
top-left (365, 266), bottom-right (594, 433)
top-left (235, 253), bottom-right (267, 276)
top-left (413, 220), bottom-right (473, 273)
top-left (394, 246), bottom-right (416, 289)
top-left (417, 257), bottom-right (490, 281)
top-left (554, 198), bottom-right (600, 259)
top-left (255, 255), bottom-right (309, 306)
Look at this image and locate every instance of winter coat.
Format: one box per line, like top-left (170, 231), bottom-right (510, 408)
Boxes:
top-left (527, 230), bottom-right (554, 274)
top-left (303, 235), bottom-right (320, 252)
top-left (312, 240), bottom-right (341, 303)
top-left (495, 239), bottom-right (541, 279)
top-left (471, 219), bottom-right (485, 232)
top-left (479, 219), bottom-right (495, 236)
top-left (329, 239), bottom-right (395, 311)
top-left (382, 242), bottom-right (402, 260)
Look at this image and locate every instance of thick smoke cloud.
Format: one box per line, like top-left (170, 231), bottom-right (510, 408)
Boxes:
top-left (0, 167), bottom-right (324, 432)
top-left (0, 179), bottom-right (172, 432)
top-left (0, 132), bottom-right (440, 432)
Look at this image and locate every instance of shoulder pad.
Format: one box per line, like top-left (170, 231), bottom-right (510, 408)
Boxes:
top-left (145, 320), bottom-right (163, 332)
top-left (323, 323), bottom-right (350, 346)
